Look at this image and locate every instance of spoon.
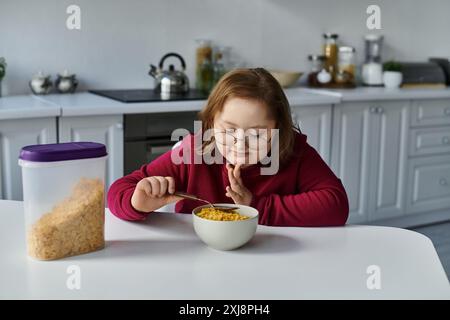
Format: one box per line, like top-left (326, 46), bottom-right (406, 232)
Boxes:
top-left (173, 191), bottom-right (239, 211)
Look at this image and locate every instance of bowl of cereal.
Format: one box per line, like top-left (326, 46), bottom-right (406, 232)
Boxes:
top-left (192, 203), bottom-right (259, 251)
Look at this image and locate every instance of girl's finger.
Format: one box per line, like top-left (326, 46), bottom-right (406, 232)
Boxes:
top-left (229, 166), bottom-right (245, 195)
top-left (140, 179), bottom-right (152, 197)
top-left (225, 186), bottom-right (241, 203)
top-left (155, 176), bottom-right (168, 197)
top-left (234, 164), bottom-right (243, 185)
top-left (227, 166), bottom-right (242, 194)
top-left (147, 177), bottom-right (160, 197)
top-left (165, 176), bottom-right (176, 194)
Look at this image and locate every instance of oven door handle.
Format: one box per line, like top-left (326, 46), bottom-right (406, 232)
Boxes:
top-left (144, 138), bottom-right (179, 163)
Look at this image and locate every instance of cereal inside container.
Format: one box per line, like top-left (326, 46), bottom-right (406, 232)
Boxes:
top-left (18, 142), bottom-right (108, 260)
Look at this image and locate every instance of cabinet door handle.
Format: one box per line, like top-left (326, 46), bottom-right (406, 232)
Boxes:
top-left (442, 136), bottom-right (450, 145)
top-left (116, 123), bottom-right (123, 130)
top-left (439, 178), bottom-right (448, 186)
top-left (369, 106), bottom-right (378, 113)
top-left (376, 106), bottom-right (384, 114)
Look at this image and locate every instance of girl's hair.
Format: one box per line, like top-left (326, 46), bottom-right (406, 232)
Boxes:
top-left (198, 67), bottom-right (300, 164)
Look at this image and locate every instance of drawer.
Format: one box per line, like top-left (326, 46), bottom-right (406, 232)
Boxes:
top-left (409, 127), bottom-right (450, 156)
top-left (406, 155), bottom-right (450, 214)
top-left (410, 99), bottom-right (450, 127)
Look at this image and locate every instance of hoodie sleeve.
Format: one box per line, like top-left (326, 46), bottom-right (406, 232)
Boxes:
top-left (107, 135), bottom-right (191, 221)
top-left (250, 143), bottom-right (349, 227)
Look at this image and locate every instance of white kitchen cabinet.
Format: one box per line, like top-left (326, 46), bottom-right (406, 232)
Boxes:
top-left (406, 98), bottom-right (450, 217)
top-left (331, 103), bottom-right (372, 223)
top-left (58, 115), bottom-right (124, 189)
top-left (368, 102), bottom-right (409, 221)
top-left (291, 105), bottom-right (332, 165)
top-left (0, 117), bottom-right (57, 200)
top-left (406, 154), bottom-right (450, 215)
top-left (331, 101), bottom-right (409, 224)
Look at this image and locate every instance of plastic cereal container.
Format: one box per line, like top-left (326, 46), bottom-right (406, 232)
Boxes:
top-left (18, 142), bottom-right (108, 260)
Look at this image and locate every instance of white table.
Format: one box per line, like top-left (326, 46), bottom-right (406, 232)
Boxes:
top-left (0, 200), bottom-right (448, 299)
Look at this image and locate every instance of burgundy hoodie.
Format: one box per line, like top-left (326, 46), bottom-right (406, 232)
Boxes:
top-left (107, 131), bottom-right (349, 227)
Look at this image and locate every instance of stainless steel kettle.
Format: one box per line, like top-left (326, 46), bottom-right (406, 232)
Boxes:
top-left (149, 53), bottom-right (189, 93)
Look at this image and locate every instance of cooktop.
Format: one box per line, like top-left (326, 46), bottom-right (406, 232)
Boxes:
top-left (89, 89), bottom-right (209, 103)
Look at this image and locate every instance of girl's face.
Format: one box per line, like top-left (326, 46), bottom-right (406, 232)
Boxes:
top-left (213, 97), bottom-right (276, 166)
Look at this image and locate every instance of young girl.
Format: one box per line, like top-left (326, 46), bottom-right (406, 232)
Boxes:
top-left (108, 68), bottom-right (349, 227)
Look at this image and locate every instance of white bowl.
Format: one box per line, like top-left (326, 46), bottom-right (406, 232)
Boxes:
top-left (192, 203), bottom-right (259, 251)
top-left (268, 70), bottom-right (303, 88)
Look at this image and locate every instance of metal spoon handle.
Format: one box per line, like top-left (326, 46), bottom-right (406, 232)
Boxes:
top-left (173, 191), bottom-right (200, 201)
top-left (174, 191), bottom-right (214, 208)
top-left (173, 192), bottom-right (239, 211)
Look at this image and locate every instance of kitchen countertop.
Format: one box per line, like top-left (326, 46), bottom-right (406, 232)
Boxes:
top-left (3, 87), bottom-right (450, 119)
top-left (1, 200), bottom-right (448, 299)
top-left (0, 94), bottom-right (60, 120)
top-left (34, 92), bottom-right (208, 117)
top-left (34, 89), bottom-right (340, 117)
top-left (283, 87), bottom-right (341, 105)
top-left (305, 86), bottom-right (450, 102)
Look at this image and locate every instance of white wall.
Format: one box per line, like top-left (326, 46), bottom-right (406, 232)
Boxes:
top-left (1, 0), bottom-right (450, 95)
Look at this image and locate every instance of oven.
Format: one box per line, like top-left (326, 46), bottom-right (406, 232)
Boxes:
top-left (124, 111), bottom-right (198, 174)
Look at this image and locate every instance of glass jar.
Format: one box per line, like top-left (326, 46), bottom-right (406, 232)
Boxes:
top-left (195, 39), bottom-right (213, 93)
top-left (323, 33), bottom-right (339, 80)
top-left (212, 46), bottom-right (231, 87)
top-left (336, 46), bottom-right (356, 86)
top-left (307, 54), bottom-right (326, 87)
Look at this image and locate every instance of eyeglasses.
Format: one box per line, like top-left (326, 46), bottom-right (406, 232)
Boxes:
top-left (213, 128), bottom-right (271, 150)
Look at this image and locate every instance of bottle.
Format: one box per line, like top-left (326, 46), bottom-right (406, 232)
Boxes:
top-left (195, 39), bottom-right (213, 93)
top-left (212, 46), bottom-right (230, 87)
top-left (323, 33), bottom-right (339, 81)
top-left (199, 59), bottom-right (214, 93)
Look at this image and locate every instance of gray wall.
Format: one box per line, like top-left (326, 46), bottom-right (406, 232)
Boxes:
top-left (1, 0), bottom-right (450, 96)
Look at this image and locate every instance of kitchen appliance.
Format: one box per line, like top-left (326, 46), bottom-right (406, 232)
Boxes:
top-left (398, 62), bottom-right (446, 88)
top-left (18, 142), bottom-right (107, 260)
top-left (124, 111), bottom-right (198, 174)
top-left (362, 34), bottom-right (384, 86)
top-left (429, 58), bottom-right (450, 85)
top-left (149, 52), bottom-right (189, 94)
top-left (89, 88), bottom-right (208, 103)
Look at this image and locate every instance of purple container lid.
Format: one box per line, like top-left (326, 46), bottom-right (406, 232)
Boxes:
top-left (19, 142), bottom-right (107, 162)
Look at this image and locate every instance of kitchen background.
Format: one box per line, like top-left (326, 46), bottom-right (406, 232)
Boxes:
top-left (2, 0), bottom-right (450, 95)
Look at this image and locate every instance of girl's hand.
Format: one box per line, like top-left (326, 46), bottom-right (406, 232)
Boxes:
top-left (225, 163), bottom-right (253, 206)
top-left (131, 176), bottom-right (183, 212)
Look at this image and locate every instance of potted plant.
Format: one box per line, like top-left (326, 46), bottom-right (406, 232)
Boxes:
top-left (0, 57), bottom-right (6, 97)
top-left (383, 60), bottom-right (403, 88)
